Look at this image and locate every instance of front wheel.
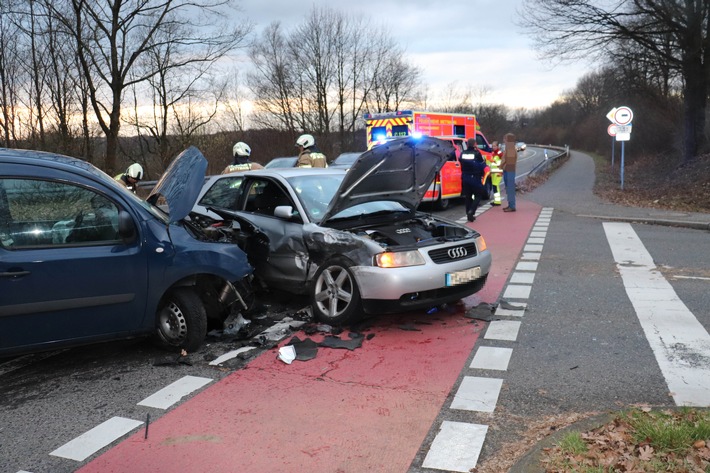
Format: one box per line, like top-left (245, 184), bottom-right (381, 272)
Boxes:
top-left (311, 258), bottom-right (362, 326)
top-left (155, 288), bottom-right (207, 352)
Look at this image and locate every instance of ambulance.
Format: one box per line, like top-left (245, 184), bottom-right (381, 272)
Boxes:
top-left (364, 110), bottom-right (493, 209)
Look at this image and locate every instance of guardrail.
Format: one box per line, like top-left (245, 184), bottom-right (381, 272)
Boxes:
top-left (522, 144), bottom-right (570, 179)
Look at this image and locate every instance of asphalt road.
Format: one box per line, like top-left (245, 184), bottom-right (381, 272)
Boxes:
top-left (2, 148), bottom-right (709, 473)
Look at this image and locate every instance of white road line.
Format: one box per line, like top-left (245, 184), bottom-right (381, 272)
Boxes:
top-left (503, 284), bottom-right (531, 299)
top-left (422, 421), bottom-right (488, 473)
top-left (450, 376), bottom-right (503, 412)
top-left (524, 244), bottom-right (544, 252)
top-left (521, 252), bottom-right (541, 261)
top-left (49, 417), bottom-right (143, 461)
top-left (495, 303), bottom-right (526, 317)
top-left (209, 346), bottom-right (256, 366)
top-left (484, 320), bottom-right (521, 341)
top-left (516, 261), bottom-right (538, 271)
top-left (673, 275), bottom-right (710, 281)
top-left (604, 222), bottom-right (710, 406)
top-left (471, 346), bottom-right (513, 371)
top-left (137, 375), bottom-right (212, 409)
top-left (510, 272), bottom-right (535, 284)
top-left (527, 237), bottom-right (545, 244)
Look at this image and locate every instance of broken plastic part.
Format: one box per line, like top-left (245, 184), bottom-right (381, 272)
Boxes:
top-left (277, 345), bottom-right (296, 364)
top-left (223, 313), bottom-right (251, 335)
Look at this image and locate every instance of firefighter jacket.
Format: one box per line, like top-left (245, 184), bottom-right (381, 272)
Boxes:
top-left (221, 162), bottom-right (264, 174)
top-left (297, 148), bottom-right (327, 168)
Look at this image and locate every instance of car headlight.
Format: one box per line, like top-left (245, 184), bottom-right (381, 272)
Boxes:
top-left (375, 250), bottom-right (425, 268)
top-left (476, 235), bottom-right (487, 252)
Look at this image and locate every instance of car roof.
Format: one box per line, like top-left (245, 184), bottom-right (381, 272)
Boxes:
top-left (0, 148), bottom-right (110, 178)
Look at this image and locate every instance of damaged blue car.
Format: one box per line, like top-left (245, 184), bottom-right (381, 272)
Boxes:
top-left (0, 147), bottom-right (253, 356)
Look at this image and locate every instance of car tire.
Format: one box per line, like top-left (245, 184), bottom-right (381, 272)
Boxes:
top-left (311, 258), bottom-right (362, 326)
top-left (435, 196), bottom-right (450, 210)
top-left (155, 288), bottom-right (207, 352)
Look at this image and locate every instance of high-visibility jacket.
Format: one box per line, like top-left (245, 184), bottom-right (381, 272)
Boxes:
top-left (222, 162), bottom-right (264, 174)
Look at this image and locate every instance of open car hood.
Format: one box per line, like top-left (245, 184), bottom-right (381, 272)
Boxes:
top-left (319, 136), bottom-right (453, 224)
top-left (147, 146), bottom-right (208, 224)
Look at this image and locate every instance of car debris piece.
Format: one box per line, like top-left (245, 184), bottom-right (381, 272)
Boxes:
top-left (277, 345), bottom-right (297, 364)
top-left (223, 312), bottom-right (251, 335)
top-left (286, 336), bottom-right (319, 361)
top-left (464, 303), bottom-right (497, 321)
top-left (499, 300), bottom-right (525, 310)
top-left (209, 346), bottom-right (257, 366)
top-left (318, 333), bottom-right (364, 350)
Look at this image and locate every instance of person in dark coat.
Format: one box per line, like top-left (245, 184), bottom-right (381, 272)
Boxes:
top-left (460, 138), bottom-right (490, 222)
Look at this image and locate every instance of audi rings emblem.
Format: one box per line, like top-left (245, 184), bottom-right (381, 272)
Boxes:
top-left (447, 246), bottom-right (468, 259)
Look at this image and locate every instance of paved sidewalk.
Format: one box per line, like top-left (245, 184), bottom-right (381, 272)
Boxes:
top-left (524, 150), bottom-right (710, 231)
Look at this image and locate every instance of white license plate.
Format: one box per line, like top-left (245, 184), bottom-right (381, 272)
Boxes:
top-left (445, 267), bottom-right (481, 286)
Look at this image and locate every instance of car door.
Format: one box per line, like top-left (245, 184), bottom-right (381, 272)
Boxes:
top-left (439, 139), bottom-right (463, 198)
top-left (0, 175), bottom-right (149, 353)
top-left (238, 177), bottom-right (309, 291)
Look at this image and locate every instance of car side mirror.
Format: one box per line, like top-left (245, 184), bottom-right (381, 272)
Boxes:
top-left (118, 210), bottom-right (136, 242)
top-left (274, 205), bottom-right (296, 220)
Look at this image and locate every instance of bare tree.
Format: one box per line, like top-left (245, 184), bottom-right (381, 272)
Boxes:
top-left (48, 0), bottom-right (250, 174)
top-left (520, 0), bottom-right (710, 163)
top-left (248, 22), bottom-right (299, 133)
top-left (0, 1), bottom-right (21, 147)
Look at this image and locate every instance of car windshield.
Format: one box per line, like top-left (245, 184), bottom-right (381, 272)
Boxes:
top-left (265, 157), bottom-right (297, 169)
top-left (286, 174), bottom-right (409, 223)
top-left (332, 152), bottom-right (361, 166)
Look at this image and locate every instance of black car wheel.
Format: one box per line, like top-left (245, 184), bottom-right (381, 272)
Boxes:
top-left (435, 196), bottom-right (450, 210)
top-left (156, 288), bottom-right (207, 352)
top-left (311, 258), bottom-right (362, 326)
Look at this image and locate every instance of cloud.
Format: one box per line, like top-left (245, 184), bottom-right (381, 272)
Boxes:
top-left (236, 0), bottom-right (592, 109)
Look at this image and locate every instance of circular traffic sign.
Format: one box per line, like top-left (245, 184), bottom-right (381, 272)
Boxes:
top-left (608, 124), bottom-right (617, 136)
top-left (613, 106), bottom-right (633, 125)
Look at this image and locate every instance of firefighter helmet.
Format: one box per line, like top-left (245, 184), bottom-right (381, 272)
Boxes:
top-left (295, 134), bottom-right (315, 148)
top-left (126, 163), bottom-right (143, 180)
top-left (233, 142), bottom-right (251, 157)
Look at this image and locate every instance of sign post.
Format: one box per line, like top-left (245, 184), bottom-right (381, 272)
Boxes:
top-left (606, 106), bottom-right (633, 190)
top-left (607, 124), bottom-right (617, 168)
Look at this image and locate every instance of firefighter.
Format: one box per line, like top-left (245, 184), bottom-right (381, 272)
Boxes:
top-left (114, 163), bottom-right (143, 192)
top-left (489, 141), bottom-right (504, 206)
top-left (295, 134), bottom-right (327, 168)
top-left (222, 142), bottom-right (264, 174)
top-left (460, 138), bottom-right (490, 222)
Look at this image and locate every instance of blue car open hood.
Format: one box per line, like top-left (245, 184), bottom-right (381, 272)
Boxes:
top-left (319, 136), bottom-right (452, 224)
top-left (147, 146), bottom-right (208, 223)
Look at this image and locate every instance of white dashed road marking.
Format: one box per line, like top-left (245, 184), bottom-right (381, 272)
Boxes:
top-left (424, 207), bottom-right (554, 472)
top-left (137, 375), bottom-right (213, 409)
top-left (422, 421), bottom-right (488, 473)
top-left (470, 346), bottom-right (513, 370)
top-left (604, 222), bottom-right (710, 406)
top-left (50, 417), bottom-right (143, 461)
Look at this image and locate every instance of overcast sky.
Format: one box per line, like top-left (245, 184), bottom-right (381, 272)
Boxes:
top-left (236, 0), bottom-right (595, 110)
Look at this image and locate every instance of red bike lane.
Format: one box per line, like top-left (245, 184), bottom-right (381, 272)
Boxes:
top-left (78, 201), bottom-right (540, 473)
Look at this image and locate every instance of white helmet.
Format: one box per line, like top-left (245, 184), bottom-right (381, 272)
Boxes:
top-left (295, 134), bottom-right (315, 148)
top-left (233, 141), bottom-right (251, 157)
top-left (126, 163), bottom-right (143, 180)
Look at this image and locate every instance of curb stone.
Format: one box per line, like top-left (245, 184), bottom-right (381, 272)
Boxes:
top-left (508, 412), bottom-right (615, 473)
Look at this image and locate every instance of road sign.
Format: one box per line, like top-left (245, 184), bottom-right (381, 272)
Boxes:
top-left (615, 125), bottom-right (632, 134)
top-left (613, 106), bottom-right (633, 125)
top-left (608, 124), bottom-right (617, 136)
top-left (606, 108), bottom-right (617, 123)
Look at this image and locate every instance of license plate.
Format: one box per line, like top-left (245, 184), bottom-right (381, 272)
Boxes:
top-left (445, 267), bottom-right (481, 286)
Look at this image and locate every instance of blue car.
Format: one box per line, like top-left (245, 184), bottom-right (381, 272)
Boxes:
top-left (0, 147), bottom-right (253, 356)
